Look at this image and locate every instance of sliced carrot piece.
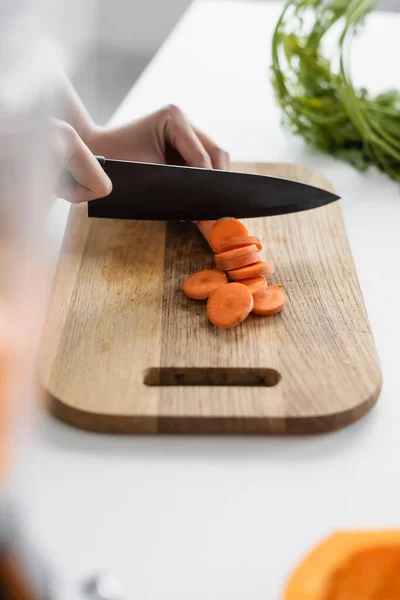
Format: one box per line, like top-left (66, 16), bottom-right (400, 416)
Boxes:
top-left (240, 276), bottom-right (267, 294)
top-left (182, 269), bottom-right (227, 300)
top-left (209, 218), bottom-right (248, 253)
top-left (215, 244), bottom-right (260, 271)
top-left (252, 285), bottom-right (286, 315)
top-left (220, 236), bottom-right (263, 253)
top-left (228, 261), bottom-right (274, 280)
top-left (214, 244), bottom-right (259, 265)
top-left (216, 251), bottom-right (261, 272)
top-left (196, 221), bottom-right (216, 246)
top-left (206, 282), bottom-right (254, 329)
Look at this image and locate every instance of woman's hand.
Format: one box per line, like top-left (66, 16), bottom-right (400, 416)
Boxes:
top-left (51, 118), bottom-right (112, 203)
top-left (87, 105), bottom-right (230, 170)
top-left (50, 104), bottom-right (230, 205)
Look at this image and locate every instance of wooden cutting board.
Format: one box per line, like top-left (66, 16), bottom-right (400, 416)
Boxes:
top-left (40, 163), bottom-right (381, 434)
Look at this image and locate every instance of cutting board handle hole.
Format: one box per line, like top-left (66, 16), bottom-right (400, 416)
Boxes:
top-left (143, 368), bottom-right (280, 387)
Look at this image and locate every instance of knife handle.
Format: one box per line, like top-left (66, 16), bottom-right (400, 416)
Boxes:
top-left (95, 155), bottom-right (106, 168)
top-left (60, 155), bottom-right (106, 189)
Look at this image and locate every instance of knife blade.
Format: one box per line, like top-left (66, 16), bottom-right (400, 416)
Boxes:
top-left (87, 157), bottom-right (339, 221)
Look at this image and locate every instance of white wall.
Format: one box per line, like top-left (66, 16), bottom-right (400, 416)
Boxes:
top-left (34, 0), bottom-right (97, 62)
top-left (96, 0), bottom-right (192, 54)
top-left (31, 0), bottom-right (192, 70)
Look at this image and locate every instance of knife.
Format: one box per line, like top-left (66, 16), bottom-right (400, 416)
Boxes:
top-left (85, 156), bottom-right (339, 221)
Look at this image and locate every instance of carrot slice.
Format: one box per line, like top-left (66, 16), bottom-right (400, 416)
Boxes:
top-left (216, 251), bottom-right (261, 272)
top-left (214, 244), bottom-right (259, 265)
top-left (220, 236), bottom-right (263, 253)
top-left (215, 244), bottom-right (259, 270)
top-left (252, 285), bottom-right (286, 315)
top-left (240, 276), bottom-right (267, 294)
top-left (206, 282), bottom-right (254, 329)
top-left (228, 261), bottom-right (274, 280)
top-left (209, 218), bottom-right (248, 253)
top-left (182, 269), bottom-right (227, 300)
top-left (196, 221), bottom-right (216, 246)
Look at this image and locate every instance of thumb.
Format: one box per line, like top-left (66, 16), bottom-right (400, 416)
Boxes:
top-left (52, 118), bottom-right (112, 203)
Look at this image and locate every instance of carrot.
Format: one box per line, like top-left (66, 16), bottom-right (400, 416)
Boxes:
top-left (196, 221), bottom-right (216, 246)
top-left (215, 244), bottom-right (259, 264)
top-left (189, 217), bottom-right (284, 325)
top-left (182, 269), bottom-right (227, 300)
top-left (252, 285), bottom-right (286, 315)
top-left (209, 218), bottom-right (248, 253)
top-left (206, 282), bottom-right (254, 329)
top-left (228, 261), bottom-right (274, 280)
top-left (214, 244), bottom-right (260, 270)
top-left (220, 236), bottom-right (263, 253)
top-left (240, 276), bottom-right (267, 294)
top-left (216, 251), bottom-right (261, 272)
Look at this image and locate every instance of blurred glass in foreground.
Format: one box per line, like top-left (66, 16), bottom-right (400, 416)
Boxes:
top-left (0, 5), bottom-right (60, 597)
top-left (0, 2), bottom-right (80, 598)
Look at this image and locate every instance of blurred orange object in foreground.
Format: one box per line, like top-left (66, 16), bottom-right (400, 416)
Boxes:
top-left (284, 531), bottom-right (400, 600)
top-left (0, 10), bottom-right (57, 487)
top-left (0, 340), bottom-right (8, 477)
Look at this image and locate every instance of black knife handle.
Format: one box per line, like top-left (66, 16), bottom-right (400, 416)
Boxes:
top-left (60, 155), bottom-right (106, 189)
top-left (95, 155), bottom-right (106, 168)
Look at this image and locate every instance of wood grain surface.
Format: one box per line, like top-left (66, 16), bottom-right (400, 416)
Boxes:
top-left (39, 163), bottom-right (382, 434)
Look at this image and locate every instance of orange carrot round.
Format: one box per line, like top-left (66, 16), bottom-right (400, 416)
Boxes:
top-left (220, 235), bottom-right (263, 253)
top-left (252, 285), bottom-right (286, 315)
top-left (182, 269), bottom-right (227, 300)
top-left (228, 261), bottom-right (274, 280)
top-left (215, 244), bottom-right (260, 271)
top-left (214, 244), bottom-right (259, 264)
top-left (216, 251), bottom-right (261, 272)
top-left (240, 276), bottom-right (267, 294)
top-left (209, 218), bottom-right (248, 253)
top-left (206, 282), bottom-right (254, 329)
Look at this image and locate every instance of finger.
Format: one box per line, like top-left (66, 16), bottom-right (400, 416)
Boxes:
top-left (52, 119), bottom-right (112, 203)
top-left (194, 127), bottom-right (230, 170)
top-left (164, 105), bottom-right (212, 169)
top-left (59, 139), bottom-right (112, 203)
top-left (63, 141), bottom-right (112, 203)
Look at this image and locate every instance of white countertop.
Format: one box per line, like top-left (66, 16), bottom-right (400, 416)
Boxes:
top-left (23, 2), bottom-right (400, 599)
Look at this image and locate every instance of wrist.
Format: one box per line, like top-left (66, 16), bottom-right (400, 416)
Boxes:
top-left (83, 123), bottom-right (113, 154)
top-left (83, 125), bottom-right (129, 160)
